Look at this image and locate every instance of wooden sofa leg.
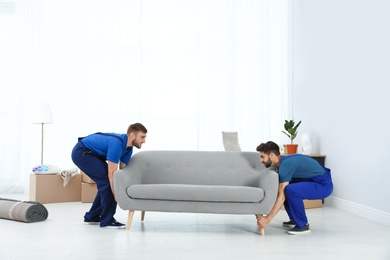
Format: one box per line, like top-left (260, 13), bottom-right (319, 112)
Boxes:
top-left (127, 210), bottom-right (135, 231)
top-left (255, 214), bottom-right (265, 236)
top-left (141, 211), bottom-right (145, 221)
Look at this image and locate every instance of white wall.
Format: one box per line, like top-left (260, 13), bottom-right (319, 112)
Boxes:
top-left (0, 1), bottom-right (291, 194)
top-left (293, 0), bottom-right (390, 224)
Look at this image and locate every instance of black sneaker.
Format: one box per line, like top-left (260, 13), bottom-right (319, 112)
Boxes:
top-left (101, 221), bottom-right (126, 229)
top-left (84, 216), bottom-right (101, 225)
top-left (287, 224), bottom-right (311, 235)
top-left (282, 220), bottom-right (296, 228)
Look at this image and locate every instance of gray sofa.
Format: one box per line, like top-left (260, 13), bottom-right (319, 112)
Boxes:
top-left (113, 150), bottom-right (278, 235)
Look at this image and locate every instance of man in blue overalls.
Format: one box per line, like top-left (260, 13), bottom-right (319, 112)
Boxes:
top-left (71, 123), bottom-right (147, 229)
top-left (256, 141), bottom-right (333, 235)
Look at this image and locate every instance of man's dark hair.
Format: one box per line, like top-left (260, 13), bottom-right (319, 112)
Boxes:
top-left (256, 141), bottom-right (280, 156)
top-left (127, 123), bottom-right (147, 134)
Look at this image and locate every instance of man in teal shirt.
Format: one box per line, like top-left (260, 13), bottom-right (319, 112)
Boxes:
top-left (256, 141), bottom-right (333, 235)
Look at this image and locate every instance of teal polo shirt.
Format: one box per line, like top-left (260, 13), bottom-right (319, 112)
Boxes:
top-left (278, 154), bottom-right (326, 183)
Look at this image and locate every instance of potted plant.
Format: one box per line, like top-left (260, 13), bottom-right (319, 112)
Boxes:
top-left (282, 119), bottom-right (302, 154)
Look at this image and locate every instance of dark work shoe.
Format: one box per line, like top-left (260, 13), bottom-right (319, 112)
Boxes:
top-left (84, 216), bottom-right (101, 225)
top-left (287, 224), bottom-right (311, 235)
top-left (101, 221), bottom-right (126, 229)
top-left (282, 220), bottom-right (296, 228)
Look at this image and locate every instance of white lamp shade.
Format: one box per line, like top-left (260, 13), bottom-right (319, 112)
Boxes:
top-left (31, 103), bottom-right (54, 124)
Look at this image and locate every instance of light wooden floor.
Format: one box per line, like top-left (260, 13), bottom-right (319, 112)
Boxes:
top-left (1, 194), bottom-right (389, 260)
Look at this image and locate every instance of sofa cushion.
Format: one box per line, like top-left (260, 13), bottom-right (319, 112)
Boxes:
top-left (127, 184), bottom-right (264, 203)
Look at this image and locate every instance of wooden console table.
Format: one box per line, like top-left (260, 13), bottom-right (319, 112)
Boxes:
top-left (307, 154), bottom-right (326, 167)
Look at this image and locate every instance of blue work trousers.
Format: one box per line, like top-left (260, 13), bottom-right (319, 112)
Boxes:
top-left (284, 168), bottom-right (333, 228)
top-left (71, 141), bottom-right (117, 227)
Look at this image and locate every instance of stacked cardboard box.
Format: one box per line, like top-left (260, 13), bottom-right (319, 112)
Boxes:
top-left (303, 199), bottom-right (322, 208)
top-left (81, 171), bottom-right (98, 203)
top-left (30, 173), bottom-right (81, 203)
top-left (281, 199), bottom-right (322, 210)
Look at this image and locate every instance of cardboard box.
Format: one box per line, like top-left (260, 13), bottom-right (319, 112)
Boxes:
top-left (303, 199), bottom-right (322, 208)
top-left (82, 182), bottom-right (98, 203)
top-left (281, 199), bottom-right (322, 210)
top-left (29, 174), bottom-right (81, 203)
top-left (81, 171), bottom-right (95, 184)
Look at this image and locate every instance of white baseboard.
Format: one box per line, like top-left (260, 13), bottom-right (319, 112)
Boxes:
top-left (327, 196), bottom-right (390, 226)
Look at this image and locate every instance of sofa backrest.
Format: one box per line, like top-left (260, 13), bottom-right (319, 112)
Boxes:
top-left (125, 150), bottom-right (272, 187)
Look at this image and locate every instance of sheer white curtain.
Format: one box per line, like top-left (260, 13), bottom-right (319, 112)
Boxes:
top-left (0, 0), bottom-right (290, 194)
top-left (197, 0), bottom-right (291, 150)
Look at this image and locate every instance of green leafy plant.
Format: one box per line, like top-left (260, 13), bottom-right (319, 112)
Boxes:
top-left (282, 119), bottom-right (302, 144)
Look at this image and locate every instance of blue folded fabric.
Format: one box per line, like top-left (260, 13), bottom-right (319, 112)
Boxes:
top-left (32, 164), bottom-right (61, 174)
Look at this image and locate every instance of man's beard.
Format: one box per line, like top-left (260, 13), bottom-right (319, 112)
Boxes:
top-left (264, 158), bottom-right (272, 168)
top-left (132, 140), bottom-right (141, 149)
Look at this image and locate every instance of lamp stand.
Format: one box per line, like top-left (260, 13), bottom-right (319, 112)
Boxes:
top-left (32, 103), bottom-right (53, 164)
top-left (40, 123), bottom-right (44, 164)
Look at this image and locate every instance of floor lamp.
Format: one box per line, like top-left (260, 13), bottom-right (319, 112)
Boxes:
top-left (32, 103), bottom-right (54, 164)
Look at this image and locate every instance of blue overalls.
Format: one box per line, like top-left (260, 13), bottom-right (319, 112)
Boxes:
top-left (280, 155), bottom-right (333, 228)
top-left (71, 133), bottom-right (132, 227)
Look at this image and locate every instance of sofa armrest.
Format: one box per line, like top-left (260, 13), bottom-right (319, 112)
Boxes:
top-left (113, 166), bottom-right (142, 209)
top-left (257, 169), bottom-right (279, 213)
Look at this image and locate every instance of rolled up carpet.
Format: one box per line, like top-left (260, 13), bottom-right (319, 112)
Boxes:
top-left (0, 198), bottom-right (48, 223)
